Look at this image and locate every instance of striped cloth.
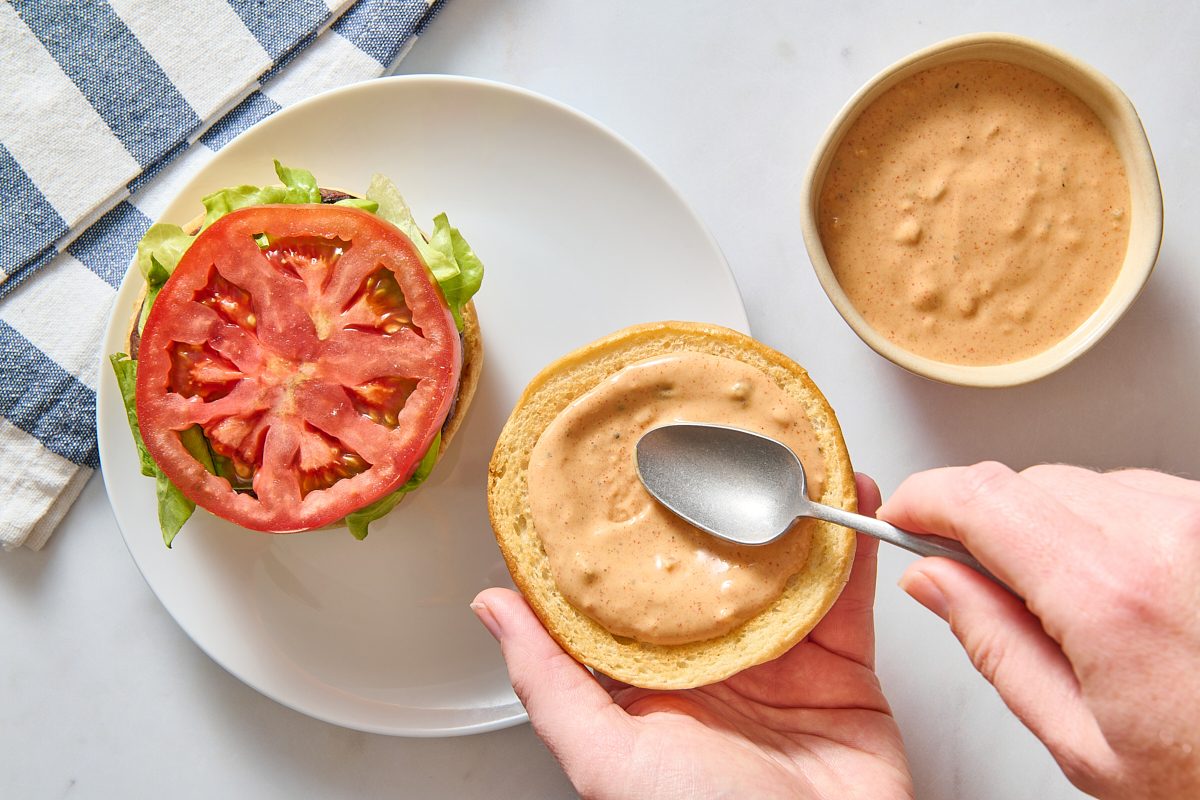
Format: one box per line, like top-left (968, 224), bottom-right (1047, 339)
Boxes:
top-left (0, 0), bottom-right (444, 550)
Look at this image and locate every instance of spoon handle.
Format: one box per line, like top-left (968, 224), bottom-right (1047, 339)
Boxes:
top-left (803, 502), bottom-right (1014, 594)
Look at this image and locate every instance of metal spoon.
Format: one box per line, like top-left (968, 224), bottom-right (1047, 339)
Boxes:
top-left (635, 422), bottom-right (1005, 588)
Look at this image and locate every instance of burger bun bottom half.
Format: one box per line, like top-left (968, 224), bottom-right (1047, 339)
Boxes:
top-left (488, 321), bottom-right (857, 689)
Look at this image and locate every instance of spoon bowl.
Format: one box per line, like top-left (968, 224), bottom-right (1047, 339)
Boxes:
top-left (636, 423), bottom-right (1008, 590)
top-left (634, 423), bottom-right (813, 545)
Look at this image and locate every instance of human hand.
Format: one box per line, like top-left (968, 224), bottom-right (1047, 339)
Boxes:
top-left (880, 463), bottom-right (1200, 800)
top-left (472, 475), bottom-right (912, 800)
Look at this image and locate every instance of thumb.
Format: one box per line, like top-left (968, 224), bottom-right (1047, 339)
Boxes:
top-left (472, 588), bottom-right (631, 769)
top-left (900, 558), bottom-right (1116, 780)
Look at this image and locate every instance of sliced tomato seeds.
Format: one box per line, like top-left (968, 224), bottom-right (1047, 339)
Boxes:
top-left (135, 205), bottom-right (461, 532)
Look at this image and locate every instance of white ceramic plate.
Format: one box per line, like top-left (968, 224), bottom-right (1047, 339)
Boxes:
top-left (97, 75), bottom-right (749, 736)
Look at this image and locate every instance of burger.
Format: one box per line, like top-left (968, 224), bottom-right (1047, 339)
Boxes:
top-left (111, 162), bottom-right (483, 546)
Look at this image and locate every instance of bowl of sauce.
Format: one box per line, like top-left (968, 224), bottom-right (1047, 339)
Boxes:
top-left (802, 33), bottom-right (1162, 386)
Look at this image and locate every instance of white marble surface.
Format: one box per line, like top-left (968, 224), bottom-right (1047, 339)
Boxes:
top-left (5, 1), bottom-right (1199, 797)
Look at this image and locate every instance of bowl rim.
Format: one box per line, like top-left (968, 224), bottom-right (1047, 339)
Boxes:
top-left (800, 32), bottom-right (1164, 388)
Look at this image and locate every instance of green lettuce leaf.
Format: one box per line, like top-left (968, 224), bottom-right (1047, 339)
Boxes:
top-left (209, 452), bottom-right (253, 491)
top-left (111, 353), bottom-right (205, 547)
top-left (133, 232), bottom-right (181, 334)
top-left (365, 175), bottom-right (483, 330)
top-left (109, 353), bottom-right (156, 477)
top-left (155, 470), bottom-right (194, 549)
top-left (200, 160), bottom-right (321, 228)
top-left (364, 173), bottom-right (422, 238)
top-left (156, 428), bottom-right (218, 548)
top-left (136, 223), bottom-right (193, 285)
top-left (137, 283), bottom-right (162, 335)
top-left (273, 160), bottom-right (320, 200)
top-left (439, 213), bottom-right (485, 315)
top-left (179, 425), bottom-right (216, 474)
top-left (334, 197), bottom-right (380, 213)
top-left (343, 433), bottom-right (441, 541)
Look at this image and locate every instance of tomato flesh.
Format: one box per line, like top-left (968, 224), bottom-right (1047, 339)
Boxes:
top-left (135, 205), bottom-right (461, 532)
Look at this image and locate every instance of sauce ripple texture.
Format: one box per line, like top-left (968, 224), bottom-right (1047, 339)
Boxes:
top-left (527, 353), bottom-right (827, 646)
top-left (819, 59), bottom-right (1131, 365)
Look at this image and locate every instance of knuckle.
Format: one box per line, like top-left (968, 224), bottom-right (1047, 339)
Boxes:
top-left (507, 670), bottom-right (536, 708)
top-left (1170, 501), bottom-right (1200, 548)
top-left (1090, 498), bottom-right (1200, 629)
top-left (1016, 463), bottom-right (1055, 484)
top-left (957, 461), bottom-right (1018, 509)
top-left (1090, 554), bottom-right (1172, 631)
top-left (1053, 751), bottom-right (1115, 799)
top-left (1110, 467), bottom-right (1160, 482)
top-left (1020, 462), bottom-right (1091, 484)
top-left (959, 624), bottom-right (1009, 686)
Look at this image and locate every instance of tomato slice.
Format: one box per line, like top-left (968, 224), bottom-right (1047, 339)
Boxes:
top-left (135, 205), bottom-right (462, 532)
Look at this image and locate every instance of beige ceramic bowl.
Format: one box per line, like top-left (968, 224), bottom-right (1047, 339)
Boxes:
top-left (801, 33), bottom-right (1163, 387)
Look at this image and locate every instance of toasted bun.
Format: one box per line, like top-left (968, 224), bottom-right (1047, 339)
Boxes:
top-left (126, 198), bottom-right (482, 522)
top-left (441, 300), bottom-right (482, 453)
top-left (487, 321), bottom-right (856, 689)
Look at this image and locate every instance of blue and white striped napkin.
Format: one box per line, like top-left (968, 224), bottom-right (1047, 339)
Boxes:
top-left (0, 0), bottom-right (444, 550)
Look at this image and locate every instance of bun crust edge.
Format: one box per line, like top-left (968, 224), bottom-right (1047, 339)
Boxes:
top-left (487, 321), bottom-right (856, 689)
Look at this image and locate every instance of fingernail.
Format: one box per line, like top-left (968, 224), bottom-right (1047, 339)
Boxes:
top-left (899, 571), bottom-right (949, 620)
top-left (470, 601), bottom-right (503, 641)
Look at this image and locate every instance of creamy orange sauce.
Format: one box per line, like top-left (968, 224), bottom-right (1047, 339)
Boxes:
top-left (819, 60), bottom-right (1131, 365)
top-left (527, 353), bottom-right (826, 645)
